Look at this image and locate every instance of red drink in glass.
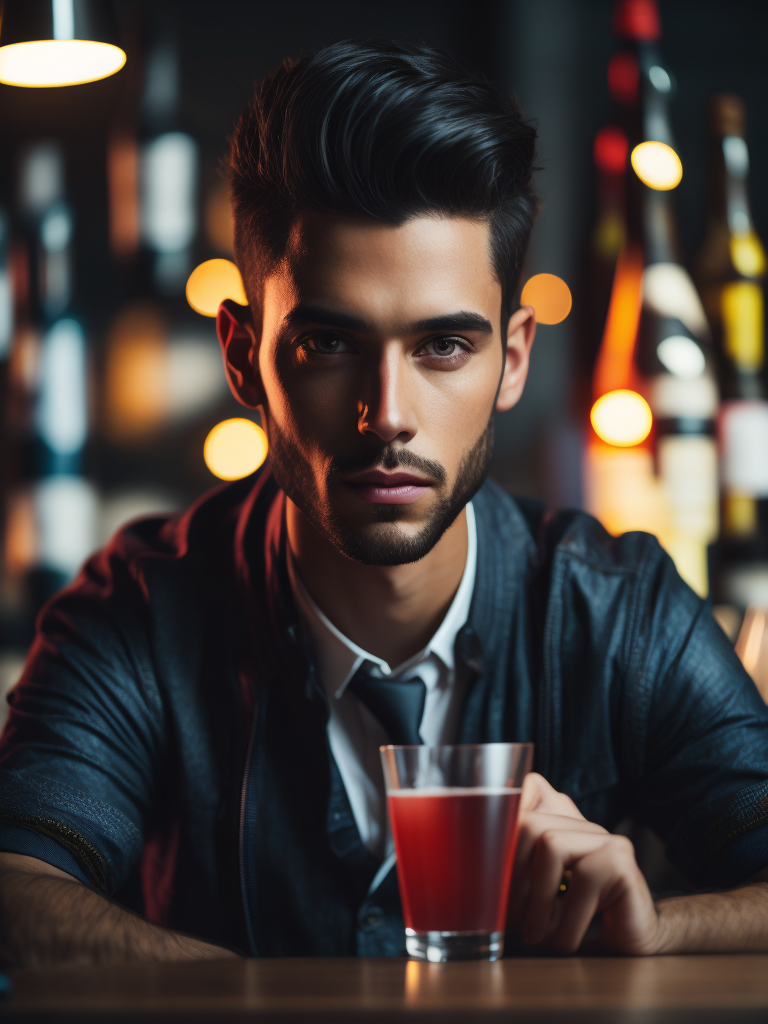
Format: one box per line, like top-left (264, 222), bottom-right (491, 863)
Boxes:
top-left (388, 787), bottom-right (522, 934)
top-left (381, 743), bottom-right (533, 961)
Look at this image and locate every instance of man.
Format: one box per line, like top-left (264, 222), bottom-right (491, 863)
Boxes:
top-left (2, 40), bottom-right (768, 967)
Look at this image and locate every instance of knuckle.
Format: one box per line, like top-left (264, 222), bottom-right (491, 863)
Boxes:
top-left (611, 835), bottom-right (636, 860)
top-left (539, 829), bottom-right (565, 854)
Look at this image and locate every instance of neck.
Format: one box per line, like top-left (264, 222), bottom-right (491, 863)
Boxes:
top-left (286, 500), bottom-right (469, 667)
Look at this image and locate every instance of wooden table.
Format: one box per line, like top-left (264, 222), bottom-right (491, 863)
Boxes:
top-left (4, 955), bottom-right (768, 1022)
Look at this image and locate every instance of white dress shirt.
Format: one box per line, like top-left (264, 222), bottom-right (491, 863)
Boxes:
top-left (287, 503), bottom-right (477, 877)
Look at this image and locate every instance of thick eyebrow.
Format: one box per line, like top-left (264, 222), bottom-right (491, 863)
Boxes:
top-left (282, 305), bottom-right (369, 332)
top-left (282, 305), bottom-right (494, 336)
top-left (410, 312), bottom-right (494, 335)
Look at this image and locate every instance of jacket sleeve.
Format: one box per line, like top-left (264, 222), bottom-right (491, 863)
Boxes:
top-left (627, 546), bottom-right (768, 887)
top-left (0, 544), bottom-right (165, 894)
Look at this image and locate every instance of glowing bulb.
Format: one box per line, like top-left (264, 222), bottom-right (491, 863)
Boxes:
top-left (204, 418), bottom-right (267, 481)
top-left (186, 259), bottom-right (247, 317)
top-left (520, 273), bottom-right (572, 325)
top-left (590, 389), bottom-right (652, 447)
top-left (630, 141), bottom-right (682, 190)
top-left (0, 40), bottom-right (126, 88)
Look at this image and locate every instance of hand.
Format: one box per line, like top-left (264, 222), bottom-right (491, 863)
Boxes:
top-left (508, 773), bottom-right (664, 955)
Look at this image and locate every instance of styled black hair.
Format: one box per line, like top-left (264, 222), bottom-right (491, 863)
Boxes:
top-left (228, 39), bottom-right (537, 325)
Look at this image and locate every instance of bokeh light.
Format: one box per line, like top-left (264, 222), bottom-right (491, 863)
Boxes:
top-left (186, 259), bottom-right (247, 317)
top-left (203, 418), bottom-right (268, 480)
top-left (594, 126), bottom-right (628, 175)
top-left (607, 51), bottom-right (639, 105)
top-left (0, 41), bottom-right (126, 88)
top-left (204, 181), bottom-right (235, 254)
top-left (730, 235), bottom-right (767, 278)
top-left (520, 273), bottom-right (572, 325)
top-left (105, 306), bottom-right (167, 439)
top-left (656, 335), bottom-right (705, 378)
top-left (590, 389), bottom-right (652, 447)
top-left (630, 141), bottom-right (683, 190)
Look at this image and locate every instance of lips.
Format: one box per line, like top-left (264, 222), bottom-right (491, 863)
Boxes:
top-left (343, 469), bottom-right (434, 505)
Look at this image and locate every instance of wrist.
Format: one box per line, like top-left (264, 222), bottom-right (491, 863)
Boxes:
top-left (648, 895), bottom-right (693, 955)
top-left (642, 900), bottom-right (671, 954)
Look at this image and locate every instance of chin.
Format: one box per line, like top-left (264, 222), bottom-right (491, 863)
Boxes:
top-left (331, 515), bottom-right (459, 566)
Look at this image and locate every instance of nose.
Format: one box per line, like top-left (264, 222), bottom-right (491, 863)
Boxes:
top-left (357, 344), bottom-right (418, 444)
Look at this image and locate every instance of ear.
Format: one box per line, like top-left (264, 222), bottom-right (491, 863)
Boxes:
top-left (216, 299), bottom-right (265, 408)
top-left (496, 304), bottom-right (536, 413)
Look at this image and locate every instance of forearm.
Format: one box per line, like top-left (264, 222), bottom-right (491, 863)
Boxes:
top-left (654, 882), bottom-right (768, 954)
top-left (0, 855), bottom-right (239, 968)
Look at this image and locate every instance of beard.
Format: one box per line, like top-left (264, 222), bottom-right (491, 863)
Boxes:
top-left (268, 415), bottom-right (494, 565)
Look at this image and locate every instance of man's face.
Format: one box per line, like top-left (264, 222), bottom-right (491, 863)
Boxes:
top-left (249, 213), bottom-right (517, 564)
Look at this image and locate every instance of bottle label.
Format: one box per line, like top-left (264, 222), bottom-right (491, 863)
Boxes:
top-left (657, 435), bottom-right (719, 542)
top-left (730, 233), bottom-right (767, 279)
top-left (720, 400), bottom-right (768, 495)
top-left (650, 373), bottom-right (718, 418)
top-left (721, 281), bottom-right (764, 370)
top-left (643, 263), bottom-right (710, 340)
top-left (723, 493), bottom-right (758, 537)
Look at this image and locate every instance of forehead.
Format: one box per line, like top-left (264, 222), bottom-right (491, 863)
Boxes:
top-left (265, 213), bottom-right (501, 326)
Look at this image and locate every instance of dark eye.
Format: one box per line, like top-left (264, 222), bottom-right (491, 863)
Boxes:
top-left (304, 333), bottom-right (350, 354)
top-left (415, 335), bottom-right (472, 370)
top-left (431, 338), bottom-right (457, 356)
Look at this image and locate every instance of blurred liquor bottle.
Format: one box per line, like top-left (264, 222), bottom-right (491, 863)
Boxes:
top-left (3, 144), bottom-right (96, 621)
top-left (103, 27), bottom-right (203, 444)
top-left (588, 44), bottom-right (637, 364)
top-left (138, 34), bottom-right (198, 297)
top-left (585, 0), bottom-right (719, 597)
top-left (590, 127), bottom-right (628, 367)
top-left (697, 96), bottom-right (768, 609)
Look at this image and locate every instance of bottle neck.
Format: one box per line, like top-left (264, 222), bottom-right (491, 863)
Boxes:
top-left (642, 188), bottom-right (677, 264)
top-left (711, 133), bottom-right (766, 385)
top-left (623, 40), bottom-right (679, 266)
top-left (714, 134), bottom-right (756, 239)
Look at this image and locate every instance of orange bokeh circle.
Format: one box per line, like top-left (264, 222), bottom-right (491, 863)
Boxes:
top-left (520, 274), bottom-right (573, 325)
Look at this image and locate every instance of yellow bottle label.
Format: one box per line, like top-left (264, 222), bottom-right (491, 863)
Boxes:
top-left (724, 492), bottom-right (758, 537)
top-left (731, 233), bottom-right (767, 278)
top-left (721, 281), bottom-right (764, 370)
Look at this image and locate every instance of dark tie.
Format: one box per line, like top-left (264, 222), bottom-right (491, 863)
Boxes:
top-left (346, 661), bottom-right (427, 746)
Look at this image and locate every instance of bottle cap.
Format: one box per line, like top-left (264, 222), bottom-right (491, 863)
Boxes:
top-left (710, 95), bottom-right (746, 138)
top-left (612, 0), bottom-right (661, 41)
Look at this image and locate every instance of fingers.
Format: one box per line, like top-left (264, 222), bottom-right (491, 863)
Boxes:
top-left (523, 828), bottom-right (611, 946)
top-left (520, 773), bottom-right (585, 819)
top-left (549, 850), bottom-right (610, 954)
top-left (522, 830), bottom-right (652, 955)
top-left (514, 813), bottom-right (607, 893)
top-left (507, 812), bottom-right (607, 925)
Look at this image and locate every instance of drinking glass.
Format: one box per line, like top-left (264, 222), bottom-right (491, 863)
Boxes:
top-left (380, 742), bottom-right (533, 962)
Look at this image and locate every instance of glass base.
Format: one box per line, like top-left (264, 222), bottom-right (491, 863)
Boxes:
top-left (405, 928), bottom-right (504, 962)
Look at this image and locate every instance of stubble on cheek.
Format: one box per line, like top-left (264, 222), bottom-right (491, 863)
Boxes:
top-left (268, 409), bottom-right (495, 566)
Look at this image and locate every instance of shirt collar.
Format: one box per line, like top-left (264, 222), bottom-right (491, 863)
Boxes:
top-left (287, 502), bottom-right (477, 701)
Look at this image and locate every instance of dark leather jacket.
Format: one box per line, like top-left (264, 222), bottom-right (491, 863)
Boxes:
top-left (1, 470), bottom-right (768, 955)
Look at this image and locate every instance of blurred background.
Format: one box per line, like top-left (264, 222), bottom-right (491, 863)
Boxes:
top-left (2, 0), bottom-right (768, 727)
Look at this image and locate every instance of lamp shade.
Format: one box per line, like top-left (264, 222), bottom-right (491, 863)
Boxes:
top-left (0, 0), bottom-right (125, 87)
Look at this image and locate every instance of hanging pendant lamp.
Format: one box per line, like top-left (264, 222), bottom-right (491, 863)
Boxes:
top-left (0, 0), bottom-right (126, 88)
